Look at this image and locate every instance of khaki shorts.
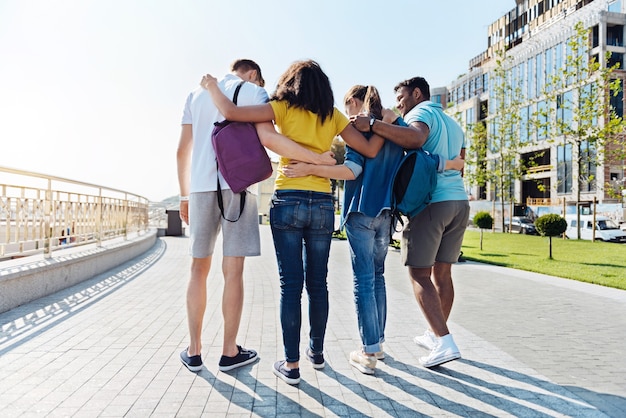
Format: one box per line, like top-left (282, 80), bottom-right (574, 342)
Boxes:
top-left (401, 200), bottom-right (470, 268)
top-left (189, 190), bottom-right (261, 258)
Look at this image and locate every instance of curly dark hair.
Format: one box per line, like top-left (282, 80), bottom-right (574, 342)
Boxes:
top-left (270, 60), bottom-right (335, 124)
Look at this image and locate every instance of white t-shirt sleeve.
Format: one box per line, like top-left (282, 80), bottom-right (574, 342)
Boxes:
top-left (181, 92), bottom-right (193, 124)
top-left (253, 86), bottom-right (269, 105)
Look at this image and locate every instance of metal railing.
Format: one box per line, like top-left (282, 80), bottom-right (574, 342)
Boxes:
top-left (1, 166), bottom-right (150, 260)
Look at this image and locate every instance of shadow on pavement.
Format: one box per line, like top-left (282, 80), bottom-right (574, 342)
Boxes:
top-left (0, 240), bottom-right (166, 355)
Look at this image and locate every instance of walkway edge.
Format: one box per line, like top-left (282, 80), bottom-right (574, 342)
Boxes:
top-left (0, 229), bottom-right (157, 313)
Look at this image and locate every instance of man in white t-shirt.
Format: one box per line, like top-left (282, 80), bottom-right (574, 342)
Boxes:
top-left (177, 59), bottom-right (268, 372)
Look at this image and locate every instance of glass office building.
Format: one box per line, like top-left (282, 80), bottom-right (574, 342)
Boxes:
top-left (444, 0), bottom-right (626, 206)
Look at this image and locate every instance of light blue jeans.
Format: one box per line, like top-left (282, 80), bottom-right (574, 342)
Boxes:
top-left (345, 211), bottom-right (391, 354)
top-left (270, 190), bottom-right (335, 363)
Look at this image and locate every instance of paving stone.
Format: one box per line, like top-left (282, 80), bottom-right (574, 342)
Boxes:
top-left (0, 227), bottom-right (623, 417)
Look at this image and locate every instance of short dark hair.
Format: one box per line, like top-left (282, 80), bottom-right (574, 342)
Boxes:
top-left (231, 59), bottom-right (265, 87)
top-left (394, 77), bottom-right (430, 100)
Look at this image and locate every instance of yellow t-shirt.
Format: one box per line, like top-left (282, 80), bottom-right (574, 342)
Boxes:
top-left (270, 100), bottom-right (349, 193)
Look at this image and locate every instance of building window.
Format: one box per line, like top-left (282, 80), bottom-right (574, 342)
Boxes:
top-left (555, 42), bottom-right (563, 87)
top-left (608, 52), bottom-right (624, 69)
top-left (545, 47), bottom-right (554, 92)
top-left (592, 25), bottom-right (600, 48)
top-left (432, 94), bottom-right (442, 104)
top-left (537, 100), bottom-right (549, 140)
top-left (527, 57), bottom-right (535, 99)
top-left (466, 107), bottom-right (475, 126)
top-left (557, 90), bottom-right (574, 134)
top-left (557, 143), bottom-right (573, 194)
top-left (580, 140), bottom-right (597, 192)
top-left (520, 106), bottom-right (529, 143)
top-left (610, 79), bottom-right (624, 117)
top-left (608, 0), bottom-right (622, 13)
top-left (519, 62), bottom-right (526, 100)
top-left (607, 24), bottom-right (623, 46)
top-left (537, 53), bottom-right (544, 94)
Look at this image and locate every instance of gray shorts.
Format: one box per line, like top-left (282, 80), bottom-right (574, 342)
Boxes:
top-left (401, 200), bottom-right (470, 268)
top-left (189, 190), bottom-right (261, 258)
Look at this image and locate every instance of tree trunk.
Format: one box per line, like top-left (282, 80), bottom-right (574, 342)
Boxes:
top-left (480, 229), bottom-right (484, 251)
top-left (549, 236), bottom-right (553, 259)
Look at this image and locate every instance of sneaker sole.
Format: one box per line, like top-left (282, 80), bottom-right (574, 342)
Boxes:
top-left (349, 359), bottom-right (375, 375)
top-left (218, 354), bottom-right (259, 372)
top-left (308, 360), bottom-right (325, 370)
top-left (305, 349), bottom-right (325, 369)
top-left (420, 352), bottom-right (461, 368)
top-left (180, 358), bottom-right (203, 372)
top-left (272, 366), bottom-right (300, 385)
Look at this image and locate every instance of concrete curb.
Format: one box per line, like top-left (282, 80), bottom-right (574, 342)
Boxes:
top-left (0, 229), bottom-right (157, 313)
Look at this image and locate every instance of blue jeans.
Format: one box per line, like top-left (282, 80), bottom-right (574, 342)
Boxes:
top-left (345, 211), bottom-right (391, 354)
top-left (270, 190), bottom-right (335, 363)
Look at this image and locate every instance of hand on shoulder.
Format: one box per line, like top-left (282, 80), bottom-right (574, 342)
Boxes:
top-left (200, 74), bottom-right (218, 90)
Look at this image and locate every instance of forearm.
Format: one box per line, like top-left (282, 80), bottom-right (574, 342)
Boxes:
top-left (176, 126), bottom-right (193, 196)
top-left (257, 122), bottom-right (333, 165)
top-left (340, 124), bottom-right (384, 158)
top-left (308, 164), bottom-right (355, 180)
top-left (205, 82), bottom-right (238, 119)
top-left (204, 80), bottom-right (273, 122)
top-left (370, 119), bottom-right (425, 149)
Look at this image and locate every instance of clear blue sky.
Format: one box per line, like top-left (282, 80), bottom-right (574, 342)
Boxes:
top-left (0, 0), bottom-right (512, 201)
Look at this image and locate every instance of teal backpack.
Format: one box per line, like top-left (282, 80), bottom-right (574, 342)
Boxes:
top-left (390, 149), bottom-right (439, 220)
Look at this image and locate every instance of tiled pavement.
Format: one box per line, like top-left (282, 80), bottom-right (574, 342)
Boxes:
top-left (1, 225), bottom-right (625, 417)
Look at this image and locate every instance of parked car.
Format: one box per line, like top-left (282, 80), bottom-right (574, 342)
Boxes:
top-left (565, 215), bottom-right (626, 243)
top-left (504, 216), bottom-right (538, 235)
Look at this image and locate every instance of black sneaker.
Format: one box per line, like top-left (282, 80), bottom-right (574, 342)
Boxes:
top-left (305, 347), bottom-right (325, 369)
top-left (272, 360), bottom-right (300, 385)
top-left (218, 345), bottom-right (258, 372)
top-left (180, 349), bottom-right (203, 372)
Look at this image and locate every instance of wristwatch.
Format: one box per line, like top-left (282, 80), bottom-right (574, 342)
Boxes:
top-left (369, 116), bottom-right (376, 133)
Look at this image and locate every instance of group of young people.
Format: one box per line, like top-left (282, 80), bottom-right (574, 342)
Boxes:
top-left (176, 58), bottom-right (469, 385)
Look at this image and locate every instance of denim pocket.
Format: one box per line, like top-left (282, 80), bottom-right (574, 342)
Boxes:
top-left (270, 197), bottom-right (300, 229)
top-left (317, 203), bottom-right (335, 233)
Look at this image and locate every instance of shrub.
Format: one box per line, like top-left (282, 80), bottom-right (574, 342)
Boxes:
top-left (473, 211), bottom-right (494, 229)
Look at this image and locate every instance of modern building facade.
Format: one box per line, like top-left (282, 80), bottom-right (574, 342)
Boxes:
top-left (445, 0), bottom-right (626, 209)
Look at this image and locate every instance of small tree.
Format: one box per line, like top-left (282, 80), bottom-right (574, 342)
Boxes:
top-left (473, 211), bottom-right (494, 250)
top-left (534, 214), bottom-right (567, 259)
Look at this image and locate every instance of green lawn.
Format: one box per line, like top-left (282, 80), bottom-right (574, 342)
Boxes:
top-left (461, 229), bottom-right (626, 290)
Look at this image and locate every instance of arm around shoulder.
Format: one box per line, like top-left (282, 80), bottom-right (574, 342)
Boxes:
top-left (256, 122), bottom-right (336, 165)
top-left (201, 74), bottom-right (274, 122)
top-left (339, 124), bottom-right (384, 158)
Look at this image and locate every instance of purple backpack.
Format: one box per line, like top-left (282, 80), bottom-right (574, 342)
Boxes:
top-left (211, 81), bottom-right (273, 221)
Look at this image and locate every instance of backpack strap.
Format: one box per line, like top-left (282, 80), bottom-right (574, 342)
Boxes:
top-left (216, 80), bottom-right (248, 222)
top-left (232, 80), bottom-right (245, 105)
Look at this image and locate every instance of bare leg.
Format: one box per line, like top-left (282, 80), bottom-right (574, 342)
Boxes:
top-left (432, 262), bottom-right (455, 321)
top-left (408, 266), bottom-right (449, 337)
top-left (187, 256), bottom-right (212, 356)
top-left (221, 256), bottom-right (245, 357)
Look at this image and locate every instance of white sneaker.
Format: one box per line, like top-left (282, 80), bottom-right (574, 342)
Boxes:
top-left (419, 334), bottom-right (461, 368)
top-left (349, 350), bottom-right (377, 375)
top-left (413, 330), bottom-right (437, 350)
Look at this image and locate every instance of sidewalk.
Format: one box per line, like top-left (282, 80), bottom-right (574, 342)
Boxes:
top-left (1, 226), bottom-right (624, 417)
